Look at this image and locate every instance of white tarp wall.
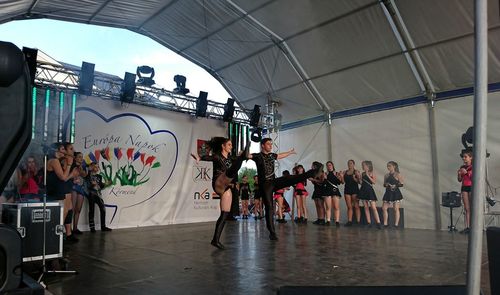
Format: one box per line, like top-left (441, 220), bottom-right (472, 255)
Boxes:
top-left (73, 96), bottom-right (226, 229)
top-left (279, 91), bottom-right (500, 230)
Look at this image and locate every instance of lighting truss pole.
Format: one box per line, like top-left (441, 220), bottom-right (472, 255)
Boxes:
top-left (34, 61), bottom-right (251, 124)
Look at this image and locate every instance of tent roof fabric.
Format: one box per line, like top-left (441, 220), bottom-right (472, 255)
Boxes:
top-left (2, 0), bottom-right (500, 124)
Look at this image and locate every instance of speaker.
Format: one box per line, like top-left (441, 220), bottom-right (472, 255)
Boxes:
top-left (250, 105), bottom-right (261, 127)
top-left (196, 91), bottom-right (208, 117)
top-left (0, 41), bottom-right (32, 194)
top-left (0, 225), bottom-right (22, 293)
top-left (120, 72), bottom-right (136, 103)
top-left (223, 98), bottom-right (235, 122)
top-left (487, 227), bottom-right (500, 295)
top-left (21, 47), bottom-right (37, 85)
top-left (442, 191), bottom-right (462, 208)
top-left (78, 61), bottom-right (95, 95)
top-left (278, 285), bottom-right (467, 295)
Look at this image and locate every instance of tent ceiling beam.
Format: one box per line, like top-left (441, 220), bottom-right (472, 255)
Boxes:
top-left (137, 0), bottom-right (181, 30)
top-left (28, 0), bottom-right (41, 14)
top-left (226, 0), bottom-right (330, 112)
top-left (88, 0), bottom-right (113, 23)
top-left (214, 1), bottom-right (379, 72)
top-left (178, 0), bottom-right (277, 54)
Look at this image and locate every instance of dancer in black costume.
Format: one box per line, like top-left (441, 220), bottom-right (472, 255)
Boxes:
top-left (191, 137), bottom-right (248, 249)
top-left (248, 138), bottom-right (324, 240)
top-left (382, 161), bottom-right (404, 228)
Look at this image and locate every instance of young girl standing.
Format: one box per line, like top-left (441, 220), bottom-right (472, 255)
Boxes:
top-left (382, 161), bottom-right (404, 228)
top-left (343, 160), bottom-right (361, 226)
top-left (457, 149), bottom-right (473, 234)
top-left (358, 161), bottom-right (381, 229)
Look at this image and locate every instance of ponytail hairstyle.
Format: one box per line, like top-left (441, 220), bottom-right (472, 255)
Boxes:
top-left (388, 161), bottom-right (399, 173)
top-left (207, 137), bottom-right (231, 155)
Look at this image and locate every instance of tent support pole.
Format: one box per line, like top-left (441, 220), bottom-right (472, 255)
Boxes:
top-left (467, 0), bottom-right (488, 294)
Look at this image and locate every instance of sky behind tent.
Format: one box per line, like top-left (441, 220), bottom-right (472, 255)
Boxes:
top-left (0, 19), bottom-right (231, 103)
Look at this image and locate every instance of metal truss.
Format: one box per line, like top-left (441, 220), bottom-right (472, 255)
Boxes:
top-left (34, 60), bottom-right (251, 124)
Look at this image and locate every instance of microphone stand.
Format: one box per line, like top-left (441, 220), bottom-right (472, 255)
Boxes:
top-left (37, 154), bottom-right (77, 288)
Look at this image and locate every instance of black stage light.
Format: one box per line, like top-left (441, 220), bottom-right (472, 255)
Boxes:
top-left (22, 47), bottom-right (37, 85)
top-left (196, 91), bottom-right (208, 117)
top-left (136, 65), bottom-right (155, 87)
top-left (78, 62), bottom-right (95, 95)
top-left (249, 104), bottom-right (261, 127)
top-left (173, 74), bottom-right (189, 95)
top-left (223, 98), bottom-right (235, 122)
top-left (120, 72), bottom-right (136, 103)
top-left (250, 128), bottom-right (262, 143)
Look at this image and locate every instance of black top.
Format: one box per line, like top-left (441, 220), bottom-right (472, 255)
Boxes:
top-left (240, 182), bottom-right (250, 199)
top-left (326, 172), bottom-right (342, 186)
top-left (252, 152), bottom-right (278, 181)
top-left (46, 170), bottom-right (66, 200)
top-left (201, 153), bottom-right (232, 186)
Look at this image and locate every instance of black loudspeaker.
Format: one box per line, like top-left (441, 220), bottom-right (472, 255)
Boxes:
top-left (0, 41), bottom-right (32, 193)
top-left (278, 285), bottom-right (467, 295)
top-left (21, 47), bottom-right (37, 85)
top-left (487, 227), bottom-right (500, 295)
top-left (78, 61), bottom-right (95, 95)
top-left (196, 91), bottom-right (208, 117)
top-left (250, 104), bottom-right (261, 127)
top-left (0, 225), bottom-right (22, 293)
top-left (442, 191), bottom-right (462, 208)
top-left (120, 72), bottom-right (136, 103)
top-left (223, 98), bottom-right (235, 122)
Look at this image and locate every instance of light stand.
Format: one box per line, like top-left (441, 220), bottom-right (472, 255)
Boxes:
top-left (37, 154), bottom-right (77, 287)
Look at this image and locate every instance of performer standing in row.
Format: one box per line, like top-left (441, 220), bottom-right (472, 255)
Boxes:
top-left (191, 137), bottom-right (248, 249)
top-left (247, 138), bottom-right (323, 240)
top-left (457, 149), bottom-right (473, 234)
top-left (324, 161), bottom-right (343, 226)
top-left (239, 175), bottom-right (250, 219)
top-left (358, 161), bottom-right (381, 229)
top-left (293, 165), bottom-right (308, 223)
top-left (343, 160), bottom-right (361, 226)
top-left (273, 170), bottom-right (290, 223)
top-left (382, 161), bottom-right (404, 228)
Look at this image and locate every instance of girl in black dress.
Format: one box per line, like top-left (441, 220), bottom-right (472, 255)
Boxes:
top-left (358, 161), bottom-right (381, 229)
top-left (343, 160), bottom-right (361, 226)
top-left (239, 175), bottom-right (250, 219)
top-left (324, 161), bottom-right (343, 226)
top-left (382, 161), bottom-right (404, 228)
top-left (191, 137), bottom-right (248, 249)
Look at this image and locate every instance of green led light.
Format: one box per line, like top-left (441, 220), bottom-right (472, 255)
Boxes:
top-left (70, 93), bottom-right (76, 142)
top-left (32, 87), bottom-right (37, 139)
top-left (59, 91), bottom-right (64, 110)
top-left (45, 89), bottom-right (50, 108)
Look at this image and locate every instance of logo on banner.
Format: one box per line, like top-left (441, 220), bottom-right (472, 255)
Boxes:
top-left (193, 166), bottom-right (211, 182)
top-left (193, 188), bottom-right (219, 210)
top-left (70, 107), bottom-right (179, 222)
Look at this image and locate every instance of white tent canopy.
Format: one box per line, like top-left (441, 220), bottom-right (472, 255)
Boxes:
top-left (2, 0), bottom-right (500, 124)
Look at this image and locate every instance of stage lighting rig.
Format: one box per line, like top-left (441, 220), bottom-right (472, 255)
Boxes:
top-left (173, 74), bottom-right (190, 95)
top-left (136, 65), bottom-right (156, 87)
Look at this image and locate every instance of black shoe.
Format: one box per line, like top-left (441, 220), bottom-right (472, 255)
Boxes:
top-left (66, 234), bottom-right (79, 243)
top-left (384, 224), bottom-right (389, 229)
top-left (90, 228), bottom-right (96, 233)
top-left (73, 229), bottom-right (83, 235)
top-left (312, 219), bottom-right (321, 225)
top-left (335, 222), bottom-right (340, 227)
top-left (376, 223), bottom-right (382, 229)
top-left (460, 228), bottom-right (470, 234)
top-left (211, 240), bottom-right (225, 249)
top-left (324, 221), bottom-right (330, 226)
top-left (318, 219), bottom-right (325, 225)
top-left (345, 221), bottom-right (353, 227)
top-left (269, 233), bottom-right (278, 241)
top-left (226, 215), bottom-right (237, 221)
top-left (101, 226), bottom-right (112, 232)
top-left (302, 218), bottom-right (308, 224)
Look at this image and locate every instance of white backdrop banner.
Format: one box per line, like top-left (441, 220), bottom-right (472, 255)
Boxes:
top-left (71, 96), bottom-right (224, 229)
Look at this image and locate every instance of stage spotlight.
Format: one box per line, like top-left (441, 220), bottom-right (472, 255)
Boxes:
top-left (249, 105), bottom-right (261, 127)
top-left (196, 91), bottom-right (208, 117)
top-left (173, 74), bottom-right (189, 95)
top-left (223, 98), bottom-right (235, 122)
top-left (136, 65), bottom-right (155, 87)
top-left (120, 72), bottom-right (136, 103)
top-left (250, 128), bottom-right (262, 143)
top-left (78, 61), bottom-right (95, 95)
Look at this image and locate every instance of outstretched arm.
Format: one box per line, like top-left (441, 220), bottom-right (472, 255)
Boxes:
top-left (277, 148), bottom-right (296, 160)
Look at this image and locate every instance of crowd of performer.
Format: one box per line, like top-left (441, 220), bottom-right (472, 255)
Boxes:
top-left (0, 142), bottom-right (112, 245)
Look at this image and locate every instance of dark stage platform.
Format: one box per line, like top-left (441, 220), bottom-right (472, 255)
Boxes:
top-left (35, 220), bottom-right (491, 295)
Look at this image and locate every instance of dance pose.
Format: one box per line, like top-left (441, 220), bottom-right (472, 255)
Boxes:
top-left (293, 165), bottom-right (308, 223)
top-left (358, 161), bottom-right (381, 229)
top-left (191, 137), bottom-right (248, 249)
top-left (457, 149), bottom-right (473, 234)
top-left (382, 161), bottom-right (404, 228)
top-left (248, 138), bottom-right (323, 240)
top-left (239, 175), bottom-right (250, 219)
top-left (343, 160), bottom-right (361, 226)
top-left (324, 161), bottom-right (343, 226)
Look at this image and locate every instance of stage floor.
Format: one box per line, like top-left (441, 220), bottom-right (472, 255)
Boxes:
top-left (37, 220), bottom-right (491, 295)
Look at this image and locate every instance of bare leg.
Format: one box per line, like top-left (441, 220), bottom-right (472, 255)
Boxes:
top-left (382, 202), bottom-right (389, 226)
top-left (363, 200), bottom-right (371, 224)
top-left (353, 195), bottom-right (361, 223)
top-left (345, 194), bottom-right (353, 222)
top-left (462, 192), bottom-right (470, 228)
top-left (370, 201), bottom-right (381, 224)
top-left (394, 202), bottom-right (401, 226)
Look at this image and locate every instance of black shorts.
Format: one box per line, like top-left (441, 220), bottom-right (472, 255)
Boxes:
top-left (461, 186), bottom-right (472, 193)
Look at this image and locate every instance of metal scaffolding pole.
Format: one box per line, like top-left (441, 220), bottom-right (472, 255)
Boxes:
top-left (467, 0), bottom-right (488, 294)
